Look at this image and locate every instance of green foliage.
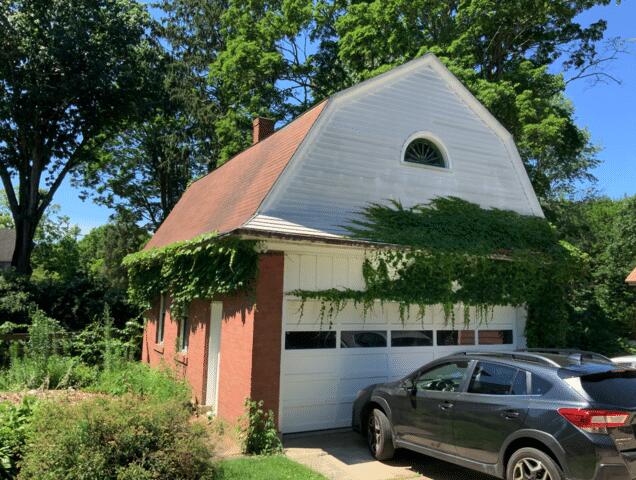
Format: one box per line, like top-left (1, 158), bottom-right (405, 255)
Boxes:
top-left (91, 362), bottom-right (191, 404)
top-left (208, 0), bottom-right (319, 162)
top-left (238, 399), bottom-right (283, 456)
top-left (220, 456), bottom-right (327, 480)
top-left (0, 354), bottom-right (98, 392)
top-left (77, 216), bottom-right (150, 290)
top-left (292, 198), bottom-right (574, 345)
top-left (0, 0), bottom-right (159, 274)
top-left (547, 195), bottom-right (636, 353)
top-left (18, 396), bottom-right (217, 480)
top-left (0, 311), bottom-right (100, 391)
top-left (0, 397), bottom-right (35, 479)
top-left (123, 233), bottom-right (260, 320)
top-left (0, 212), bottom-right (144, 334)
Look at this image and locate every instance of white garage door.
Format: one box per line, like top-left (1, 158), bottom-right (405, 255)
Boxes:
top-left (279, 298), bottom-right (524, 433)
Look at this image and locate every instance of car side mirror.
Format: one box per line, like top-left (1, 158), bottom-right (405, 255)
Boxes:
top-left (402, 378), bottom-right (416, 395)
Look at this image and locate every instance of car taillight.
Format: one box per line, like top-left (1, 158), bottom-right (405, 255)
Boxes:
top-left (558, 408), bottom-right (630, 433)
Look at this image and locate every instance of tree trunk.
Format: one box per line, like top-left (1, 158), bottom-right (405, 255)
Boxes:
top-left (11, 214), bottom-right (37, 275)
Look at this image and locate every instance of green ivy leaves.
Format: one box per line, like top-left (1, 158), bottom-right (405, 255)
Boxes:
top-left (123, 233), bottom-right (259, 320)
top-left (292, 198), bottom-right (574, 342)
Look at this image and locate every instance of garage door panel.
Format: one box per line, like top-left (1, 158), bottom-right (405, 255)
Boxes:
top-left (388, 350), bottom-right (435, 378)
top-left (281, 298), bottom-right (522, 433)
top-left (284, 403), bottom-right (351, 432)
top-left (283, 353), bottom-right (340, 374)
top-left (282, 377), bottom-right (341, 406)
top-left (338, 376), bottom-right (389, 403)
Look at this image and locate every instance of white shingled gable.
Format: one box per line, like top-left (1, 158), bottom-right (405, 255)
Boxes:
top-left (244, 54), bottom-right (543, 238)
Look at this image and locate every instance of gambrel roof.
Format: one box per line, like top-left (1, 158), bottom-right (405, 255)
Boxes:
top-left (147, 54), bottom-right (543, 250)
top-left (146, 101), bottom-right (327, 249)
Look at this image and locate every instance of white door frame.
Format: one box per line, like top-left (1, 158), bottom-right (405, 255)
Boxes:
top-left (206, 301), bottom-right (223, 413)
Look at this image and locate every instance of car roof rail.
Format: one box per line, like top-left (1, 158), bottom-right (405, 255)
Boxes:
top-left (456, 351), bottom-right (561, 368)
top-left (521, 348), bottom-right (614, 365)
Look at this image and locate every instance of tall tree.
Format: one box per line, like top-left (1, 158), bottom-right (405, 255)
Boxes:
top-left (79, 91), bottom-right (212, 231)
top-left (0, 0), bottom-right (157, 274)
top-left (79, 0), bottom-right (227, 229)
top-left (209, 0), bottom-right (326, 161)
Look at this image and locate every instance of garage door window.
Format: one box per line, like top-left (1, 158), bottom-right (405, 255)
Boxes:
top-left (478, 330), bottom-right (513, 345)
top-left (391, 330), bottom-right (433, 347)
top-left (340, 331), bottom-right (387, 348)
top-left (437, 330), bottom-right (475, 346)
top-left (285, 331), bottom-right (336, 350)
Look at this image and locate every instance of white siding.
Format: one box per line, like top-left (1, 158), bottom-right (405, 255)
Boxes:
top-left (272, 241), bottom-right (527, 433)
top-left (248, 56), bottom-right (542, 238)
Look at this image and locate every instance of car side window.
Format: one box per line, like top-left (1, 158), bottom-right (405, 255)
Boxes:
top-left (531, 374), bottom-right (553, 395)
top-left (415, 361), bottom-right (470, 393)
top-left (468, 362), bottom-right (521, 395)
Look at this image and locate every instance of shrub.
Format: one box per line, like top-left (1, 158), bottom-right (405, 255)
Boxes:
top-left (238, 399), bottom-right (282, 455)
top-left (91, 361), bottom-right (190, 404)
top-left (18, 396), bottom-right (217, 480)
top-left (0, 355), bottom-right (98, 391)
top-left (0, 397), bottom-right (36, 479)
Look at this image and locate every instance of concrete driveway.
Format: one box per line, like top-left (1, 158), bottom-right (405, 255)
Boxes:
top-left (284, 429), bottom-right (494, 480)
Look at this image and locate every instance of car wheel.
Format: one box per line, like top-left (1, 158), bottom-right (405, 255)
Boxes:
top-left (366, 408), bottom-right (395, 461)
top-left (507, 447), bottom-right (562, 480)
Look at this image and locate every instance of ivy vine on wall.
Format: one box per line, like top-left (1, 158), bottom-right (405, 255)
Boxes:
top-left (290, 198), bottom-right (576, 347)
top-left (123, 233), bottom-right (260, 320)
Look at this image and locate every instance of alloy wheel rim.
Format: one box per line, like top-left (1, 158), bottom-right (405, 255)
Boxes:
top-left (513, 457), bottom-right (553, 480)
top-left (367, 415), bottom-right (381, 454)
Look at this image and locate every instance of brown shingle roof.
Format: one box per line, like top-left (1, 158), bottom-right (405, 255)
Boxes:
top-left (146, 100), bottom-right (327, 250)
top-left (627, 267), bottom-right (636, 286)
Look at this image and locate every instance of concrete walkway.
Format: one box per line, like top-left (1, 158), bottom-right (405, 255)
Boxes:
top-left (284, 430), bottom-right (494, 480)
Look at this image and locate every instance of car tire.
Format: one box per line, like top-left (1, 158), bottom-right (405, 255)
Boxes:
top-left (367, 408), bottom-right (395, 461)
top-left (506, 447), bottom-right (562, 480)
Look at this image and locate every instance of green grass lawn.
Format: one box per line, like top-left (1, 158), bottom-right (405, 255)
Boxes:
top-left (220, 456), bottom-right (327, 480)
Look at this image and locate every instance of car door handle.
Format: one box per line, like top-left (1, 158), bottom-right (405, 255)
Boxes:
top-left (502, 410), bottom-right (520, 419)
top-left (438, 401), bottom-right (454, 411)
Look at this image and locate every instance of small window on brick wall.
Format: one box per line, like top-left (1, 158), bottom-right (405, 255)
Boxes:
top-left (156, 294), bottom-right (167, 344)
top-left (178, 315), bottom-right (189, 352)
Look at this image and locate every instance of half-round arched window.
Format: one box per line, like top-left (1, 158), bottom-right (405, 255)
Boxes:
top-left (403, 138), bottom-right (446, 168)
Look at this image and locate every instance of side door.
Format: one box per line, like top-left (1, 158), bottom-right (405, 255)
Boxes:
top-left (452, 361), bottom-right (530, 464)
top-left (398, 360), bottom-right (471, 454)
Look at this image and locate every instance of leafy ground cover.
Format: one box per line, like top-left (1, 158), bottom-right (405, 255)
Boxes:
top-left (219, 456), bottom-right (327, 480)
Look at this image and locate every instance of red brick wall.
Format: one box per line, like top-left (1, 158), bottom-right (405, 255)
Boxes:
top-left (141, 251), bottom-right (285, 425)
top-left (217, 293), bottom-right (255, 421)
top-left (251, 253), bottom-right (284, 417)
top-left (141, 298), bottom-right (210, 403)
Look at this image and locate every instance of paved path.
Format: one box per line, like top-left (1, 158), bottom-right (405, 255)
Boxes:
top-left (284, 430), bottom-right (494, 480)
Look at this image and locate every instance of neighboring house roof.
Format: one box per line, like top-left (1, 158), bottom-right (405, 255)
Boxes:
top-left (0, 229), bottom-right (15, 264)
top-left (146, 100), bottom-right (327, 250)
top-left (627, 267), bottom-right (636, 286)
top-left (147, 53), bottom-right (543, 250)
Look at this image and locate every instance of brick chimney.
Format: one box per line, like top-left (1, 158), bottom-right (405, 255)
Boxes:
top-left (252, 117), bottom-right (275, 144)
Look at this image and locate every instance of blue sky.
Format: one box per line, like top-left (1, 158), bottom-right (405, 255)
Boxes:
top-left (54, 2), bottom-right (636, 233)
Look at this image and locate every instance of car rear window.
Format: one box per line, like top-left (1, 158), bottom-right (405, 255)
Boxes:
top-left (580, 370), bottom-right (636, 407)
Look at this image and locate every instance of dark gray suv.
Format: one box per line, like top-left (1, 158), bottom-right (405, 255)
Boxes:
top-left (352, 350), bottom-right (636, 480)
